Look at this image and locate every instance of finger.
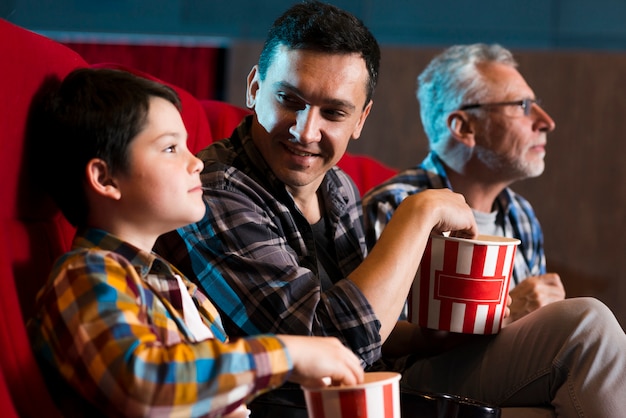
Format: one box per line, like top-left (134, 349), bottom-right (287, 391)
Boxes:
top-left (322, 364), bottom-right (360, 387)
top-left (299, 377), bottom-right (330, 389)
top-left (537, 273), bottom-right (563, 286)
top-left (338, 352), bottom-right (365, 385)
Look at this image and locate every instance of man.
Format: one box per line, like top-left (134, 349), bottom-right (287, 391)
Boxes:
top-left (157, 3), bottom-right (626, 416)
top-left (363, 43), bottom-right (564, 322)
top-left (28, 67), bottom-right (364, 418)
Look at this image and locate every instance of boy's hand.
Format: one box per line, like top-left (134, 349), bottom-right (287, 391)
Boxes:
top-left (279, 335), bottom-right (364, 387)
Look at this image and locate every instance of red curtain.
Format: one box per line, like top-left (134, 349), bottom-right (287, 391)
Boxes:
top-left (63, 42), bottom-right (223, 100)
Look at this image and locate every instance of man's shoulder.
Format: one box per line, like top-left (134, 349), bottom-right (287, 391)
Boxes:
top-left (196, 137), bottom-right (236, 166)
top-left (329, 165), bottom-right (361, 200)
top-left (48, 246), bottom-right (129, 289)
top-left (195, 138), bottom-right (252, 187)
top-left (362, 166), bottom-right (434, 206)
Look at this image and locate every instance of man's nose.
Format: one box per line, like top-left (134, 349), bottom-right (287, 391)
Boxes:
top-left (532, 102), bottom-right (556, 133)
top-left (289, 106), bottom-right (322, 144)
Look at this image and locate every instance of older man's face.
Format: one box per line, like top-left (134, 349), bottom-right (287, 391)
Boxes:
top-left (471, 62), bottom-right (556, 181)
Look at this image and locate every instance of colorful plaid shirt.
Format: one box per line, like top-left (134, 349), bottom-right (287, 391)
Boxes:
top-left (362, 152), bottom-right (546, 286)
top-left (28, 228), bottom-right (292, 418)
top-left (156, 117), bottom-right (382, 368)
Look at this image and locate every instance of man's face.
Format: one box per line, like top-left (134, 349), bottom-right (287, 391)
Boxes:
top-left (246, 46), bottom-right (372, 197)
top-left (471, 62), bottom-right (556, 182)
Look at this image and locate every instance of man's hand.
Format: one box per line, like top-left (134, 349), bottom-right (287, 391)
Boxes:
top-left (507, 273), bottom-right (565, 323)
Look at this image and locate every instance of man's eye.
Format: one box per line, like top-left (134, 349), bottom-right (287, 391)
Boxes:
top-left (323, 109), bottom-right (347, 120)
top-left (277, 92), bottom-right (301, 106)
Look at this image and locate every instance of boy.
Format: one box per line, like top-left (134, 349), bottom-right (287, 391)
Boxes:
top-left (27, 67), bottom-right (363, 417)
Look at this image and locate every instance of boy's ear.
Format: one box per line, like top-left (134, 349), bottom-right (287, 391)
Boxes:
top-left (447, 111), bottom-right (476, 148)
top-left (85, 158), bottom-right (121, 200)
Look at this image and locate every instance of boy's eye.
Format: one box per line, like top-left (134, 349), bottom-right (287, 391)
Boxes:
top-left (164, 145), bottom-right (177, 153)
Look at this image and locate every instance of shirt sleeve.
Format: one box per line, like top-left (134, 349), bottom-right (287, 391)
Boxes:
top-left (362, 182), bottom-right (412, 250)
top-left (31, 251), bottom-right (292, 418)
top-left (362, 166), bottom-right (441, 250)
top-left (164, 183), bottom-right (382, 367)
top-left (509, 191), bottom-right (547, 276)
top-left (362, 191), bottom-right (396, 249)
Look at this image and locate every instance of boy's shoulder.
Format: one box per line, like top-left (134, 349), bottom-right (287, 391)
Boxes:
top-left (53, 229), bottom-right (149, 277)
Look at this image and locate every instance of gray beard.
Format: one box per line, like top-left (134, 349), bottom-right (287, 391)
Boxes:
top-left (474, 145), bottom-right (545, 180)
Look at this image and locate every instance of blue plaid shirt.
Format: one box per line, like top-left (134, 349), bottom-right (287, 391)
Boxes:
top-left (362, 152), bottom-right (546, 286)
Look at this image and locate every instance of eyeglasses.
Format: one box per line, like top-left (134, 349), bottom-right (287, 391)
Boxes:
top-left (459, 98), bottom-right (540, 116)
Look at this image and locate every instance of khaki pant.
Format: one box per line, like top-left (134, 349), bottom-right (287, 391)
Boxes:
top-left (402, 297), bottom-right (626, 417)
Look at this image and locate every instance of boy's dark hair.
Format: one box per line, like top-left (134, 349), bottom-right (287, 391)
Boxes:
top-left (39, 68), bottom-right (181, 227)
top-left (258, 0), bottom-right (380, 107)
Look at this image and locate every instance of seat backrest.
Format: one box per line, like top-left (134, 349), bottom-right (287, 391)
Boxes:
top-left (0, 368), bottom-right (18, 418)
top-left (336, 153), bottom-right (397, 196)
top-left (0, 20), bottom-right (215, 418)
top-left (0, 18), bottom-right (88, 418)
top-left (198, 99), bottom-right (252, 151)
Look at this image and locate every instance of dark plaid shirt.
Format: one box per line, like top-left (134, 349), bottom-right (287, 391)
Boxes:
top-left (157, 116), bottom-right (382, 367)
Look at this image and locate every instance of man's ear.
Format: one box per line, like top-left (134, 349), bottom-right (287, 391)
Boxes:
top-left (351, 99), bottom-right (373, 140)
top-left (447, 111), bottom-right (475, 147)
top-left (85, 158), bottom-right (121, 200)
top-left (246, 65), bottom-right (260, 109)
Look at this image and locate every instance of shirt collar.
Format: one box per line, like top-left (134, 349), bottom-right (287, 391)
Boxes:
top-left (422, 151), bottom-right (513, 214)
top-left (74, 227), bottom-right (167, 277)
top-left (421, 152), bottom-right (453, 189)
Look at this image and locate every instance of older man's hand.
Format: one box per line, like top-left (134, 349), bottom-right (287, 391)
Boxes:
top-left (506, 273), bottom-right (565, 323)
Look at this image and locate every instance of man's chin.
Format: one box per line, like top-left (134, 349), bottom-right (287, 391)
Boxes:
top-left (528, 162), bottom-right (546, 178)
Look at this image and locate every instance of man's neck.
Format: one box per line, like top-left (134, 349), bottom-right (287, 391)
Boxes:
top-left (445, 168), bottom-right (508, 213)
top-left (288, 184), bottom-right (324, 224)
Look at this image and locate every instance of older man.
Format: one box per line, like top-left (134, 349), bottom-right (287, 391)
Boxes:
top-left (363, 44), bottom-right (565, 322)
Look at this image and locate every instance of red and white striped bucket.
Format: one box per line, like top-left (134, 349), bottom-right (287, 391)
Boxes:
top-left (303, 372), bottom-right (401, 418)
top-left (409, 234), bottom-right (520, 335)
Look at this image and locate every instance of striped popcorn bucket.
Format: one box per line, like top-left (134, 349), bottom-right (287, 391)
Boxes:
top-left (303, 372), bottom-right (401, 418)
top-left (409, 234), bottom-right (520, 335)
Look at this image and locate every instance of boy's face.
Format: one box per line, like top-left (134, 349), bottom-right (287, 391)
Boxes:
top-left (114, 97), bottom-right (205, 237)
top-left (246, 46), bottom-right (372, 198)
